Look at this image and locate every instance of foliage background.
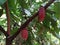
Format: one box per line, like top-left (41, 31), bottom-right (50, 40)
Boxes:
top-left (0, 0), bottom-right (60, 45)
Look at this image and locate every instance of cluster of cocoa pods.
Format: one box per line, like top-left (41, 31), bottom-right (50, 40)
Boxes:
top-left (20, 6), bottom-right (45, 40)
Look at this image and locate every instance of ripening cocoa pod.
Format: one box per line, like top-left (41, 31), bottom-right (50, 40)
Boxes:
top-left (20, 28), bottom-right (28, 40)
top-left (38, 7), bottom-right (45, 22)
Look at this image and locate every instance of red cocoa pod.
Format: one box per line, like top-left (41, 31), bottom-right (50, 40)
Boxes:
top-left (38, 7), bottom-right (45, 22)
top-left (20, 28), bottom-right (28, 40)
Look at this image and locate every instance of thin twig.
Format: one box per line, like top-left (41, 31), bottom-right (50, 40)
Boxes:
top-left (0, 26), bottom-right (9, 37)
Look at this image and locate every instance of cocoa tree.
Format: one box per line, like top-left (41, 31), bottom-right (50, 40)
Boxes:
top-left (0, 0), bottom-right (60, 45)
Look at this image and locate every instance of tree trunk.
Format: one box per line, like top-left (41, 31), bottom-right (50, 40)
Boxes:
top-left (6, 38), bottom-right (12, 45)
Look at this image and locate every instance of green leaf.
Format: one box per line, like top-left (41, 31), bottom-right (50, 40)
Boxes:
top-left (0, 9), bottom-right (3, 17)
top-left (8, 0), bottom-right (17, 14)
top-left (0, 0), bottom-right (6, 5)
top-left (51, 18), bottom-right (57, 28)
top-left (10, 13), bottom-right (20, 22)
top-left (18, 0), bottom-right (28, 8)
top-left (11, 27), bottom-right (18, 35)
top-left (51, 31), bottom-right (60, 39)
top-left (54, 2), bottom-right (60, 19)
top-left (0, 19), bottom-right (6, 25)
top-left (47, 9), bottom-right (55, 15)
top-left (42, 0), bottom-right (48, 2)
top-left (43, 15), bottom-right (51, 28)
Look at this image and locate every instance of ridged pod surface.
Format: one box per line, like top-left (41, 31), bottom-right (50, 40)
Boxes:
top-left (20, 28), bottom-right (28, 40)
top-left (38, 7), bottom-right (45, 22)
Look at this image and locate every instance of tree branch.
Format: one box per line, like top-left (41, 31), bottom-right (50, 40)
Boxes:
top-left (5, 1), bottom-right (11, 35)
top-left (0, 26), bottom-right (9, 37)
top-left (44, 0), bottom-right (55, 9)
top-left (9, 0), bottom-right (55, 40)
